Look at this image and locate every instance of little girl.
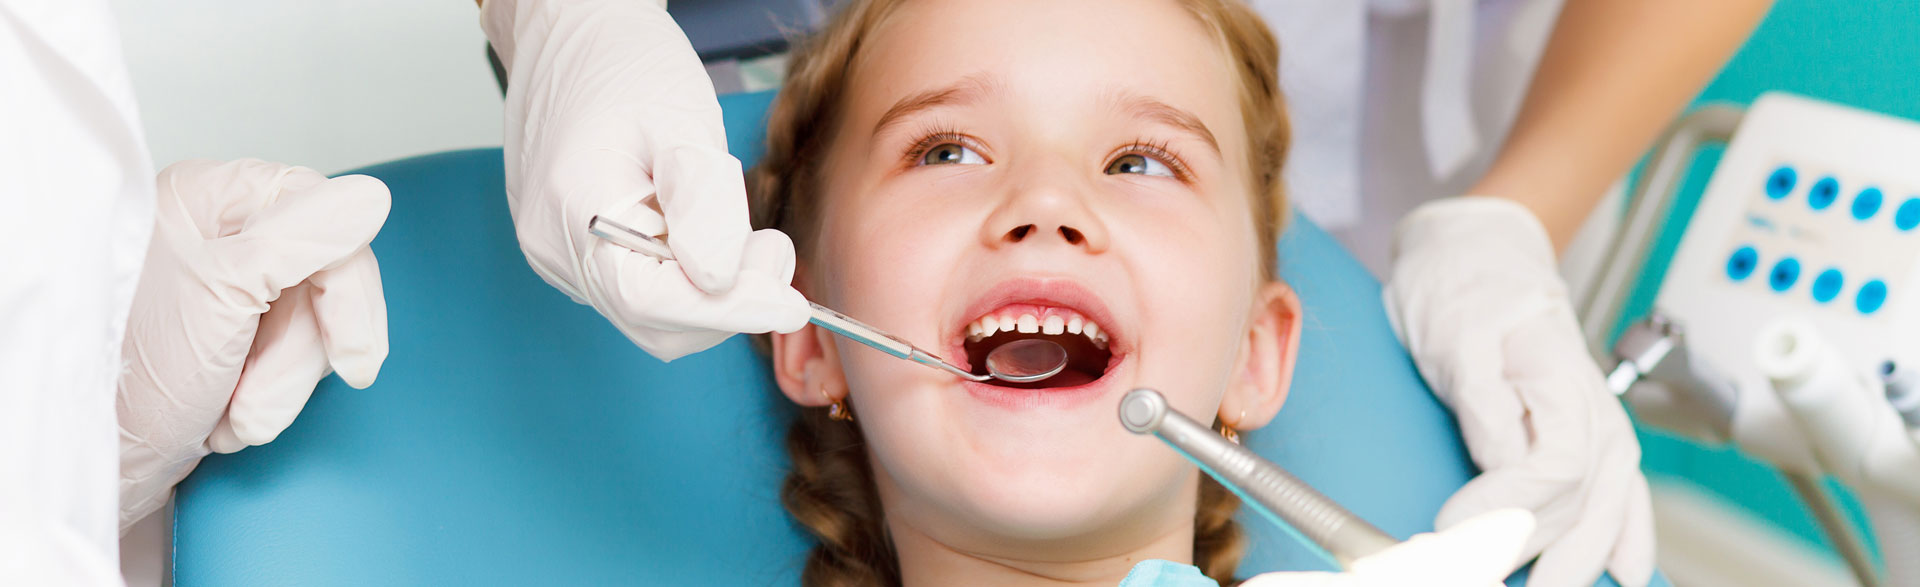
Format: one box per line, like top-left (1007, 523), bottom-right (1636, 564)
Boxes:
top-left (744, 1), bottom-right (1526, 584)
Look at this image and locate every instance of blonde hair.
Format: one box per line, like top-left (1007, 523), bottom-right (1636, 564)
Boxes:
top-left (750, 1), bottom-right (1292, 584)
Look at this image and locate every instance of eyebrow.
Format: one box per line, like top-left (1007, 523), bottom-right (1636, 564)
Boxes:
top-left (1110, 92), bottom-right (1221, 157)
top-left (871, 73), bottom-right (999, 138)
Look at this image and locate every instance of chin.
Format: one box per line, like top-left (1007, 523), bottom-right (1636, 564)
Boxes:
top-left (938, 431), bottom-right (1191, 542)
top-left (955, 466), bottom-right (1134, 539)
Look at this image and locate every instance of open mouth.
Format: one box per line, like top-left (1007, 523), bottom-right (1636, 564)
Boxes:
top-left (961, 305), bottom-right (1116, 389)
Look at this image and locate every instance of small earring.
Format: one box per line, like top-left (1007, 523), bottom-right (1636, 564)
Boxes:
top-left (822, 384), bottom-right (853, 422)
top-left (1218, 410), bottom-right (1244, 445)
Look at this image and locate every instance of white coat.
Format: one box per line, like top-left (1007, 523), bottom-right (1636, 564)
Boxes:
top-left (0, 0), bottom-right (155, 585)
top-left (1254, 0), bottom-right (1566, 274)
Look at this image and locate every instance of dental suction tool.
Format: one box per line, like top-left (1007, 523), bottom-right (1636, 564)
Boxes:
top-left (586, 216), bottom-right (1067, 384)
top-left (1119, 388), bottom-right (1399, 569)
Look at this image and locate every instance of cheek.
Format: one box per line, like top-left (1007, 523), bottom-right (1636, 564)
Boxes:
top-left (814, 188), bottom-right (975, 320)
top-left (1109, 194), bottom-right (1262, 414)
top-left (809, 185), bottom-right (978, 408)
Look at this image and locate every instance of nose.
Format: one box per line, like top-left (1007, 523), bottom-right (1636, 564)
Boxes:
top-left (979, 162), bottom-right (1111, 254)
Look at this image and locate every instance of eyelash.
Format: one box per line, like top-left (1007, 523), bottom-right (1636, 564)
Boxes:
top-left (1110, 139), bottom-right (1195, 182)
top-left (901, 124), bottom-right (986, 167)
top-left (899, 127), bottom-right (1196, 183)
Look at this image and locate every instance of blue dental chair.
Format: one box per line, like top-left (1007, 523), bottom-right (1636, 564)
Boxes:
top-left (173, 91), bottom-right (1654, 586)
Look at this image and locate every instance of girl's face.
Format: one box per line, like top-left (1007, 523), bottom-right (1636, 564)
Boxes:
top-left (770, 0), bottom-right (1301, 568)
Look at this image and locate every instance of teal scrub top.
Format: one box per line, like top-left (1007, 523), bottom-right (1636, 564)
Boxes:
top-left (1119, 560), bottom-right (1220, 587)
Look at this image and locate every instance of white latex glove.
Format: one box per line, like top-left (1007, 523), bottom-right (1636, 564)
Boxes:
top-left (479, 0), bottom-right (810, 361)
top-left (117, 159), bottom-right (391, 532)
top-left (1383, 197), bottom-right (1654, 587)
top-left (1241, 509), bottom-right (1536, 587)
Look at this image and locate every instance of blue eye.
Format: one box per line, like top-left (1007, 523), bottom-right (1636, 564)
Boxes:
top-left (921, 143), bottom-right (987, 166)
top-left (1105, 153), bottom-right (1174, 177)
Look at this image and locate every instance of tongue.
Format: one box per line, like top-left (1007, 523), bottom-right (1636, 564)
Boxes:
top-left (1038, 369), bottom-right (1097, 388)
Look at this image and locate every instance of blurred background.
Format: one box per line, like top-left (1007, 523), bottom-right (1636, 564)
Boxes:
top-left (110, 0), bottom-right (503, 174)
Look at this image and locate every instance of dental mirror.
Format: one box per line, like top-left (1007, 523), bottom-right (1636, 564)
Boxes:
top-left (587, 215), bottom-right (1070, 385)
top-left (982, 338), bottom-right (1070, 383)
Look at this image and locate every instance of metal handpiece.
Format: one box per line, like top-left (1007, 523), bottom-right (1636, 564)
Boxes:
top-left (586, 215), bottom-right (1065, 383)
top-left (1119, 388), bottom-right (1399, 569)
top-left (1606, 315), bottom-right (1680, 395)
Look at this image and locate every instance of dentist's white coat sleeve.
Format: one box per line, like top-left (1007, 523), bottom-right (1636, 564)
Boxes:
top-left (0, 1), bottom-right (154, 585)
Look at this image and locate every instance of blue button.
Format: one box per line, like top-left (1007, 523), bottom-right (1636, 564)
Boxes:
top-left (1766, 166), bottom-right (1797, 200)
top-left (1810, 177), bottom-right (1840, 210)
top-left (1727, 246), bottom-right (1759, 281)
top-left (1898, 198), bottom-right (1920, 231)
top-left (1769, 257), bottom-right (1801, 292)
top-left (1812, 268), bottom-right (1844, 303)
top-left (1858, 279), bottom-right (1888, 314)
top-left (1853, 187), bottom-right (1884, 220)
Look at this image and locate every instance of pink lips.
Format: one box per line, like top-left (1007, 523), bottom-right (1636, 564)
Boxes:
top-left (949, 277), bottom-right (1129, 409)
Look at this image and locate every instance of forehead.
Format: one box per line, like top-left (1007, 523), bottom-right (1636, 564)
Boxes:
top-left (846, 0), bottom-right (1244, 146)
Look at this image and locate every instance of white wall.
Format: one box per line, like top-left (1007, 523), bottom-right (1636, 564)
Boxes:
top-left (110, 0), bottom-right (504, 175)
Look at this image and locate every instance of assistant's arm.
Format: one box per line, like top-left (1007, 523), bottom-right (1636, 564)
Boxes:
top-left (1471, 0), bottom-right (1773, 251)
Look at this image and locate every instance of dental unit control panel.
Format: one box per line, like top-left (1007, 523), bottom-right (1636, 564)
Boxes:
top-left (1587, 92), bottom-right (1920, 586)
top-left (1658, 94), bottom-right (1920, 479)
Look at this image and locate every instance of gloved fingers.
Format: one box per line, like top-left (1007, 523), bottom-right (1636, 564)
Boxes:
top-left (1437, 314), bottom-right (1605, 535)
top-left (1237, 572), bottom-right (1349, 587)
top-left (1432, 508), bottom-right (1537, 575)
top-left (207, 413), bottom-right (246, 455)
top-left (738, 230), bottom-right (808, 334)
top-left (655, 144), bottom-right (753, 294)
top-left (617, 327), bottom-right (733, 363)
top-left (218, 282), bottom-right (334, 451)
top-left (1524, 490), bottom-right (1627, 587)
top-left (1436, 463), bottom-right (1580, 563)
top-left (615, 258), bottom-right (808, 337)
top-left (1249, 510), bottom-right (1535, 587)
top-left (1436, 386), bottom-right (1590, 556)
top-left (1604, 472), bottom-right (1657, 587)
top-left (603, 197), bottom-right (670, 242)
top-left (590, 233), bottom-right (809, 338)
top-left (309, 246), bottom-right (388, 389)
top-left (1381, 287), bottom-right (1540, 472)
top-left (739, 229), bottom-right (800, 286)
top-left (1360, 508), bottom-right (1536, 586)
top-left (207, 171), bottom-right (391, 310)
top-left (1522, 436), bottom-right (1637, 587)
top-left (1435, 384), bottom-right (1588, 557)
top-left (156, 159), bottom-right (299, 239)
top-left (1398, 324), bottom-right (1534, 476)
top-left (659, 263), bottom-right (809, 335)
top-left (600, 271), bottom-right (806, 361)
top-left (1443, 370), bottom-right (1531, 474)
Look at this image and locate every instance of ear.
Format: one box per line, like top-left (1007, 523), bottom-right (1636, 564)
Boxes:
top-left (1218, 281), bottom-right (1302, 431)
top-left (771, 265), bottom-right (842, 408)
top-left (771, 322), bottom-right (848, 408)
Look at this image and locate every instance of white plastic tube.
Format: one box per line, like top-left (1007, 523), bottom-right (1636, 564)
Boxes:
top-left (1755, 320), bottom-right (1920, 507)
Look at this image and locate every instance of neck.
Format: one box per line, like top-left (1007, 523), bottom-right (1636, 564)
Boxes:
top-left (884, 482), bottom-right (1199, 587)
top-left (892, 521), bottom-right (1194, 587)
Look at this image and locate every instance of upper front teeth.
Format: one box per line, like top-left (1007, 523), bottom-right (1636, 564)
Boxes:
top-left (966, 309), bottom-right (1108, 349)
